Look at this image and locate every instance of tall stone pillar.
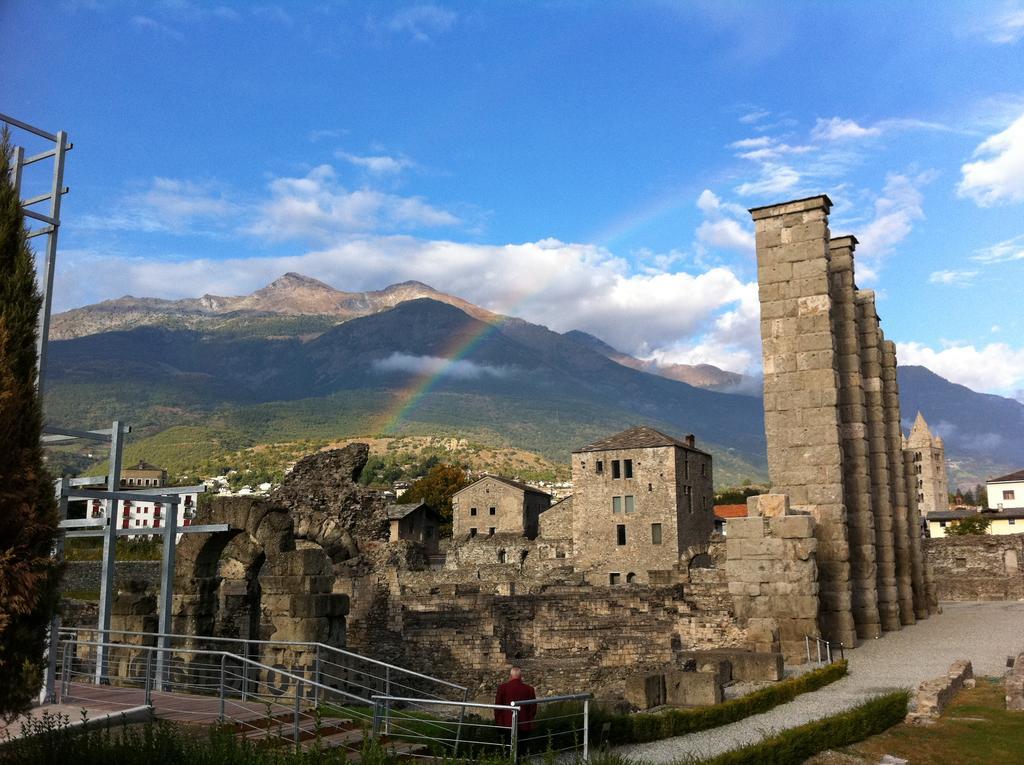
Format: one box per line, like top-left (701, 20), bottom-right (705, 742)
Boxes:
top-left (881, 338), bottom-right (915, 624)
top-left (750, 196), bottom-right (857, 648)
top-left (854, 291), bottom-right (901, 631)
top-left (828, 237), bottom-right (881, 640)
top-left (903, 450), bottom-right (930, 619)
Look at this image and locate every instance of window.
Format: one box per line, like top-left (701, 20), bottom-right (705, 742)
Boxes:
top-left (624, 459), bottom-right (633, 478)
top-left (651, 523), bottom-right (662, 545)
top-left (489, 506), bottom-right (496, 515)
top-left (1004, 490), bottom-right (1016, 501)
top-left (701, 462), bottom-right (707, 477)
top-left (702, 496), bottom-right (708, 511)
top-left (470, 507), bottom-right (477, 516)
top-left (939, 521), bottom-right (947, 527)
top-left (609, 573), bottom-right (621, 585)
top-left (488, 527), bottom-right (495, 536)
top-left (612, 460), bottom-right (621, 479)
top-left (955, 557), bottom-right (967, 569)
top-left (1010, 518), bottom-right (1017, 525)
top-left (626, 572), bottom-right (637, 584)
top-left (596, 460), bottom-right (603, 474)
top-left (616, 524), bottom-right (626, 545)
top-left (498, 549), bottom-right (507, 563)
top-left (470, 528), bottom-right (478, 537)
top-left (612, 496), bottom-right (622, 513)
top-left (648, 483), bottom-right (653, 492)
top-left (624, 495), bottom-right (635, 514)
top-left (684, 459), bottom-right (690, 479)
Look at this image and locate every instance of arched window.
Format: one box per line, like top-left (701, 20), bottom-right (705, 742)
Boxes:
top-left (626, 572), bottom-right (637, 584)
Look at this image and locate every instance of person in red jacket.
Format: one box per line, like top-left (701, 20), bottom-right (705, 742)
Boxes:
top-left (494, 666), bottom-right (536, 755)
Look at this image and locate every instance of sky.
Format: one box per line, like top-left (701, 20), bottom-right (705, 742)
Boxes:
top-left (4, 1), bottom-right (1024, 399)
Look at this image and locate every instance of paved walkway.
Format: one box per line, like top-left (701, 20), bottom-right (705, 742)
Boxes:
top-left (615, 601), bottom-right (1024, 763)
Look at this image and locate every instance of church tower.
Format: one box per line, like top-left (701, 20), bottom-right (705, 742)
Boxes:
top-left (903, 412), bottom-right (950, 513)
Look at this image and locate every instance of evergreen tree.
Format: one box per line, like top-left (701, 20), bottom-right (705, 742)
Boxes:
top-left (0, 130), bottom-right (61, 717)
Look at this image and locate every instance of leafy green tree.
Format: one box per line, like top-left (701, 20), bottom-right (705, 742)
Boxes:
top-left (398, 463), bottom-right (469, 530)
top-left (946, 515), bottom-right (991, 536)
top-left (0, 130), bottom-right (61, 716)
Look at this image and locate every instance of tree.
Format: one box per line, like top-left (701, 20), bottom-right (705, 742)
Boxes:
top-left (946, 515), bottom-right (991, 536)
top-left (398, 463), bottom-right (469, 531)
top-left (0, 130), bottom-right (61, 717)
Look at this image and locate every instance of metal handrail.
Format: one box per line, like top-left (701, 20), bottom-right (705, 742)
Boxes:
top-left (60, 626), bottom-right (467, 694)
top-left (804, 634), bottom-right (845, 664)
top-left (512, 693), bottom-right (591, 762)
top-left (371, 694), bottom-right (515, 760)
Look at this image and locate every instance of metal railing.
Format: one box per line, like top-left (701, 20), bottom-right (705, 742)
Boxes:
top-left (59, 626), bottom-right (468, 706)
top-left (370, 692), bottom-right (592, 762)
top-left (56, 631), bottom-right (470, 755)
top-left (804, 634), bottom-right (845, 664)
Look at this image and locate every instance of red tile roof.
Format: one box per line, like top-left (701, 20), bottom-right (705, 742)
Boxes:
top-left (714, 504), bottom-right (748, 519)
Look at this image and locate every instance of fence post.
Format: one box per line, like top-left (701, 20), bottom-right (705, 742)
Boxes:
top-left (241, 660), bottom-right (249, 702)
top-left (219, 653), bottom-right (226, 722)
top-left (294, 680), bottom-right (302, 747)
top-left (453, 687), bottom-right (468, 756)
top-left (827, 641), bottom-right (833, 664)
top-left (510, 707), bottom-right (519, 763)
top-left (805, 635), bottom-right (810, 663)
top-left (817, 639), bottom-right (822, 664)
top-left (371, 697), bottom-right (381, 739)
top-left (144, 649), bottom-right (153, 705)
top-left (313, 645), bottom-right (321, 705)
top-left (583, 697), bottom-right (590, 762)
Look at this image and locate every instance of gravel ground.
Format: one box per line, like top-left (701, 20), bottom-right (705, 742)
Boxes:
top-left (614, 601), bottom-right (1024, 763)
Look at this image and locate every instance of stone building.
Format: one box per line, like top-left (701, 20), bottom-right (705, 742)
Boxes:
top-left (386, 501), bottom-right (441, 554)
top-left (570, 426), bottom-right (714, 585)
top-left (451, 475), bottom-right (551, 540)
top-left (120, 460), bottom-right (167, 487)
top-left (903, 412), bottom-right (949, 514)
top-left (750, 194), bottom-right (935, 647)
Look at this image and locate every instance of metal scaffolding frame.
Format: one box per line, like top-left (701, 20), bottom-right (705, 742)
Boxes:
top-left (3, 114), bottom-right (227, 700)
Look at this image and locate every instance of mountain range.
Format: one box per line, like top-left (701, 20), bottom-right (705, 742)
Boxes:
top-left (43, 274), bottom-right (1024, 488)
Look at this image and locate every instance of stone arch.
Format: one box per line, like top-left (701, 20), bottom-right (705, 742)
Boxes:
top-left (681, 543), bottom-right (716, 571)
top-left (626, 572), bottom-right (637, 583)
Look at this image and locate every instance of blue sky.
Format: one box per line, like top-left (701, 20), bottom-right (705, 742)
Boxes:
top-left (4, 1), bottom-right (1024, 397)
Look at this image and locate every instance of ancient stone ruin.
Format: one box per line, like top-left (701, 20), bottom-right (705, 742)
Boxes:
top-left (750, 195), bottom-right (936, 647)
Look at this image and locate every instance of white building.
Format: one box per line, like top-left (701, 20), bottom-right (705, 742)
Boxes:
top-left (88, 493), bottom-right (198, 540)
top-left (987, 469), bottom-right (1024, 511)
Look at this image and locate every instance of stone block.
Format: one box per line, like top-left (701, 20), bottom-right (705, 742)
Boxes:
top-left (748, 494), bottom-right (790, 518)
top-left (726, 517), bottom-right (766, 539)
top-left (769, 515), bottom-right (814, 539)
top-left (665, 670), bottom-right (722, 707)
top-left (625, 673), bottom-right (664, 710)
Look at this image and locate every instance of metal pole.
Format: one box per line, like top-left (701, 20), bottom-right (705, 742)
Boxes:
top-left (95, 420), bottom-right (125, 683)
top-left (583, 697), bottom-right (590, 762)
top-left (313, 644), bottom-right (321, 705)
top-left (156, 497), bottom-right (178, 692)
top-left (219, 653), bottom-right (226, 722)
top-left (805, 635), bottom-right (810, 663)
top-left (144, 649), bottom-right (153, 705)
top-left (384, 666), bottom-right (391, 735)
top-left (43, 478), bottom-right (69, 702)
top-left (34, 130), bottom-right (68, 391)
top-left (453, 686), bottom-right (469, 756)
top-left (816, 639), bottom-right (822, 664)
top-left (372, 698), bottom-right (381, 739)
top-left (294, 680), bottom-right (302, 746)
top-left (510, 707), bottom-right (518, 762)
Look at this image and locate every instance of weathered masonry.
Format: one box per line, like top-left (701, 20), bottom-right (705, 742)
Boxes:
top-left (570, 426), bottom-right (714, 585)
top-left (749, 195), bottom-right (936, 646)
top-left (452, 475), bottom-right (552, 540)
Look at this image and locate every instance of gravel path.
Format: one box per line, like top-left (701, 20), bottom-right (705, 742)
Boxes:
top-left (614, 601), bottom-right (1024, 763)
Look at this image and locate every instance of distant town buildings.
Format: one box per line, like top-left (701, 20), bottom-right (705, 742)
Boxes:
top-left (84, 460), bottom-right (197, 539)
top-left (902, 412), bottom-right (949, 514)
top-left (987, 469), bottom-right (1024, 511)
top-left (926, 469), bottom-right (1024, 538)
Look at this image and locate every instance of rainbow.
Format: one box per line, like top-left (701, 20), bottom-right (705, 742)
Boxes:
top-left (369, 308), bottom-right (510, 436)
top-left (370, 186), bottom-right (700, 434)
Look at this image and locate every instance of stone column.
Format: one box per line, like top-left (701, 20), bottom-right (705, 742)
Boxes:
top-left (854, 291), bottom-right (901, 631)
top-left (881, 338), bottom-right (916, 624)
top-left (750, 196), bottom-right (857, 648)
top-left (828, 236), bottom-right (881, 640)
top-left (903, 450), bottom-right (930, 619)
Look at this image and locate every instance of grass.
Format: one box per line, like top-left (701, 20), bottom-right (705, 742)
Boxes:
top-left (61, 589), bottom-right (101, 602)
top-left (810, 678), bottom-right (1024, 765)
top-left (65, 539), bottom-right (163, 561)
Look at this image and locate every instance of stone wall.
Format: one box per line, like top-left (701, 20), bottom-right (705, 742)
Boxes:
top-left (926, 535), bottom-right (1024, 601)
top-left (725, 495), bottom-right (819, 663)
top-left (62, 560), bottom-right (161, 593)
top-left (749, 194), bottom-right (934, 646)
top-left (906, 659), bottom-right (974, 724)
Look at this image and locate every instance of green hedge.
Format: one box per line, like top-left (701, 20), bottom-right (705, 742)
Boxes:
top-left (593, 660), bottom-right (848, 745)
top-left (695, 690), bottom-right (909, 765)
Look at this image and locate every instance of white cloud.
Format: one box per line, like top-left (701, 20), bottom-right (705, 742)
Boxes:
top-left (76, 177), bottom-right (239, 234)
top-left (849, 172), bottom-right (930, 281)
top-left (738, 110), bottom-right (769, 124)
top-left (981, 4), bottom-right (1024, 44)
top-left (897, 341), bottom-right (1024, 396)
top-left (386, 4), bottom-right (456, 41)
top-left (52, 235), bottom-right (760, 374)
top-left (958, 111), bottom-right (1024, 205)
top-left (734, 164), bottom-right (801, 197)
top-left (696, 219), bottom-right (753, 253)
top-left (973, 234), bottom-right (1024, 264)
top-left (928, 270), bottom-right (977, 285)
top-left (811, 117), bottom-right (882, 141)
top-left (730, 136), bottom-right (772, 150)
top-left (373, 353), bottom-right (512, 379)
top-left (130, 15), bottom-right (183, 39)
top-left (246, 165), bottom-right (460, 241)
top-left (336, 151), bottom-right (414, 174)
